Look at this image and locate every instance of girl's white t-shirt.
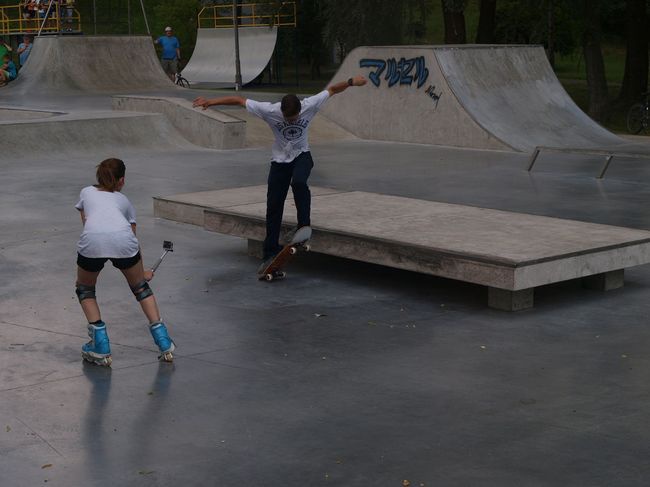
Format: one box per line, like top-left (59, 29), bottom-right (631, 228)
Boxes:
top-left (75, 186), bottom-right (139, 258)
top-left (246, 90), bottom-right (330, 163)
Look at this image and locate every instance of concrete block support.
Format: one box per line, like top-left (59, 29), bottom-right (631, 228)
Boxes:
top-left (248, 239), bottom-right (264, 259)
top-left (488, 287), bottom-right (534, 311)
top-left (582, 269), bottom-right (625, 291)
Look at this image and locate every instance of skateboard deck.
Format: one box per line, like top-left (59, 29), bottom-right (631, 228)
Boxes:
top-left (258, 226), bottom-right (312, 281)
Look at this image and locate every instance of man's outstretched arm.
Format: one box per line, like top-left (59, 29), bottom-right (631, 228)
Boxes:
top-left (327, 75), bottom-right (367, 96)
top-left (193, 96), bottom-right (247, 110)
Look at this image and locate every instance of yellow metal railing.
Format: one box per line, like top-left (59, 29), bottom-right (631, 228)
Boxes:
top-left (0, 3), bottom-right (81, 35)
top-left (1, 11), bottom-right (9, 34)
top-left (198, 1), bottom-right (296, 29)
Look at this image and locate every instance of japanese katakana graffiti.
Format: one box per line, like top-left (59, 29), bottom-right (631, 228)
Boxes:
top-left (359, 56), bottom-right (429, 88)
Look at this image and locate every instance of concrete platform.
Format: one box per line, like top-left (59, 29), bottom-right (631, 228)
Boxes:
top-left (154, 186), bottom-right (650, 310)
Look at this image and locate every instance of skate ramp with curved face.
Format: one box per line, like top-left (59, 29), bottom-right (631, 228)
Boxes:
top-left (9, 35), bottom-right (174, 94)
top-left (181, 27), bottom-right (277, 87)
top-left (321, 45), bottom-right (627, 152)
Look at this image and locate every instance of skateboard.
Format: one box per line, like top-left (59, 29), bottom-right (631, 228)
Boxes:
top-left (258, 226), bottom-right (312, 281)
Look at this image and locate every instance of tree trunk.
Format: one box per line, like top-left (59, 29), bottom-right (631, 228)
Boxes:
top-left (475, 0), bottom-right (496, 44)
top-left (582, 0), bottom-right (609, 122)
top-left (441, 0), bottom-right (466, 44)
top-left (547, 0), bottom-right (555, 68)
top-left (618, 0), bottom-right (648, 104)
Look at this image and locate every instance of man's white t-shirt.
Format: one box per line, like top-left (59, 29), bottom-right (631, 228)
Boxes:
top-left (75, 186), bottom-right (140, 258)
top-left (246, 90), bottom-right (330, 162)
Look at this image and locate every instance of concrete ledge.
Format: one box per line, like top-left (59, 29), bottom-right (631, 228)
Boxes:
top-left (112, 95), bottom-right (245, 149)
top-left (154, 186), bottom-right (650, 310)
top-left (1, 112), bottom-right (194, 156)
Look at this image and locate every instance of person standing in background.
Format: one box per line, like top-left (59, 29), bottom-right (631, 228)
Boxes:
top-left (154, 26), bottom-right (180, 82)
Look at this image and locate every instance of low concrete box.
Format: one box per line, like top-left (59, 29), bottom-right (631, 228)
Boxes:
top-left (155, 186), bottom-right (650, 310)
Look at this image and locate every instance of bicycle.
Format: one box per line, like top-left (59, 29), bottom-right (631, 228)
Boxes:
top-left (626, 92), bottom-right (650, 134)
top-left (175, 71), bottom-right (190, 89)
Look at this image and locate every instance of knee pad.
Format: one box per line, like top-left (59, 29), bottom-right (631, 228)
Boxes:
top-left (130, 280), bottom-right (154, 302)
top-left (75, 283), bottom-right (96, 302)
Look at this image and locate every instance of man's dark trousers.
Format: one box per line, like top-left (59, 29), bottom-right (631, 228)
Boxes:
top-left (263, 151), bottom-right (314, 259)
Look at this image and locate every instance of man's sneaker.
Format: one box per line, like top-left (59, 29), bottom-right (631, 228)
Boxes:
top-left (81, 322), bottom-right (112, 366)
top-left (150, 322), bottom-right (175, 362)
top-left (288, 225), bottom-right (312, 244)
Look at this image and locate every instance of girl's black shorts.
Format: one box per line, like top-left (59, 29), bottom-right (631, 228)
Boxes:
top-left (77, 252), bottom-right (141, 272)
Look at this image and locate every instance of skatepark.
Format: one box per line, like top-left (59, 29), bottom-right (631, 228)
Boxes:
top-left (3, 31), bottom-right (650, 486)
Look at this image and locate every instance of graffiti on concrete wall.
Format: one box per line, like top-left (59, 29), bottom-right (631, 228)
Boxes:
top-left (359, 57), bottom-right (429, 89)
top-left (424, 84), bottom-right (442, 109)
top-left (359, 55), bottom-right (441, 109)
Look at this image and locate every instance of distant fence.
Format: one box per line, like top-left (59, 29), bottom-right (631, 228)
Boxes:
top-left (0, 3), bottom-right (81, 35)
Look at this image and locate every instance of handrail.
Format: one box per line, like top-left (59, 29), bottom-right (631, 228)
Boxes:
top-left (527, 145), bottom-right (650, 179)
top-left (0, 11), bottom-right (9, 34)
top-left (197, 1), bottom-right (296, 29)
top-left (0, 3), bottom-right (81, 35)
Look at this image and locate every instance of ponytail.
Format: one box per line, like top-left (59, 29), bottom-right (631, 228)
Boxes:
top-left (95, 158), bottom-right (126, 192)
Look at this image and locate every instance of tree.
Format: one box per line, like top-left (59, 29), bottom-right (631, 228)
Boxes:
top-left (618, 0), bottom-right (648, 105)
top-left (493, 1), bottom-right (577, 57)
top-left (323, 0), bottom-right (406, 57)
top-left (441, 0), bottom-right (466, 44)
top-left (546, 0), bottom-right (555, 67)
top-left (475, 0), bottom-right (496, 44)
top-left (582, 0), bottom-right (609, 122)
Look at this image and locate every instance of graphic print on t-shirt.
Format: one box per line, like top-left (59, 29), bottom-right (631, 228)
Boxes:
top-left (277, 118), bottom-right (309, 141)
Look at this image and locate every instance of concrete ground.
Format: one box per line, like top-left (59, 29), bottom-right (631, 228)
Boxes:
top-left (3, 89), bottom-right (650, 486)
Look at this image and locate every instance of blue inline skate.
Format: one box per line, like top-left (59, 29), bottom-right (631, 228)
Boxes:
top-left (81, 322), bottom-right (112, 367)
top-left (150, 322), bottom-right (175, 362)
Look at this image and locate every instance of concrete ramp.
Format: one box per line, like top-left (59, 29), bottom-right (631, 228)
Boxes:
top-left (10, 36), bottom-right (174, 94)
top-left (182, 27), bottom-right (277, 87)
top-left (321, 45), bottom-right (627, 152)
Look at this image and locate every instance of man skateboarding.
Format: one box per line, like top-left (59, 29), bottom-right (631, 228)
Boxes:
top-left (193, 75), bottom-right (367, 270)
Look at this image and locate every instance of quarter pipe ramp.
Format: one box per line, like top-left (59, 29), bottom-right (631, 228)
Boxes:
top-left (321, 45), bottom-right (627, 152)
top-left (10, 35), bottom-right (174, 94)
top-left (181, 27), bottom-right (277, 87)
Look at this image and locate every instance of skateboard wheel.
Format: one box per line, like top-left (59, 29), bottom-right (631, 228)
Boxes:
top-left (265, 273), bottom-right (274, 281)
top-left (159, 352), bottom-right (174, 363)
top-left (304, 244), bottom-right (311, 252)
top-left (289, 246), bottom-right (297, 255)
top-left (277, 271), bottom-right (286, 278)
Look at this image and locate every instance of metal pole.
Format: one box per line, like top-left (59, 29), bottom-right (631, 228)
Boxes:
top-left (139, 0), bottom-right (151, 36)
top-left (233, 0), bottom-right (242, 90)
top-left (93, 0), bottom-right (97, 35)
top-left (37, 0), bottom-right (56, 36)
top-left (527, 147), bottom-right (541, 172)
top-left (597, 155), bottom-right (614, 179)
top-left (294, 28), bottom-right (299, 87)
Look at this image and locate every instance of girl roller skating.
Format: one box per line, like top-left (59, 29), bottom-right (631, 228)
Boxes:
top-left (74, 158), bottom-right (175, 366)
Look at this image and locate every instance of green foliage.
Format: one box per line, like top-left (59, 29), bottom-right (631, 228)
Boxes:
top-left (322, 0), bottom-right (406, 55)
top-left (493, 0), bottom-right (579, 55)
top-left (441, 0), bottom-right (467, 13)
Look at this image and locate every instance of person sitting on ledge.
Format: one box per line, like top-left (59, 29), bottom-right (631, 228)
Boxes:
top-left (0, 54), bottom-right (17, 86)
